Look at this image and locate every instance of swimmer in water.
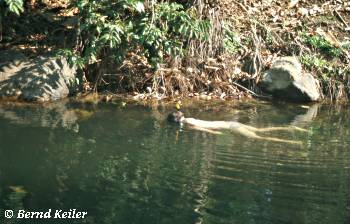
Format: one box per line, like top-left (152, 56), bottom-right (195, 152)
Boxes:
top-left (168, 111), bottom-right (308, 145)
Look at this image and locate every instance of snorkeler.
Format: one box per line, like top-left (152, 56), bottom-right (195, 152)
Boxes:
top-left (168, 111), bottom-right (308, 145)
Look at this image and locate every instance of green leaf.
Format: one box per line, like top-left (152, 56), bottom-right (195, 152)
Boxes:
top-left (5, 0), bottom-right (24, 15)
top-left (134, 2), bottom-right (144, 13)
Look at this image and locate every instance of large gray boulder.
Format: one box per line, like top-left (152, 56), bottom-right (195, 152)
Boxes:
top-left (0, 51), bottom-right (79, 102)
top-left (261, 57), bottom-right (321, 102)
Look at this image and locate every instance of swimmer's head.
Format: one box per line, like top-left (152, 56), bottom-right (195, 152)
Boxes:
top-left (167, 111), bottom-right (185, 123)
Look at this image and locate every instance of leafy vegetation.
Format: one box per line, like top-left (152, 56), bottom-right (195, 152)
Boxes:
top-left (1, 0), bottom-right (24, 15)
top-left (300, 52), bottom-right (349, 101)
top-left (302, 33), bottom-right (343, 58)
top-left (0, 0), bottom-right (24, 41)
top-left (222, 23), bottom-right (241, 54)
top-left (60, 0), bottom-right (211, 69)
top-left (1, 0), bottom-right (349, 101)
top-left (300, 54), bottom-right (328, 72)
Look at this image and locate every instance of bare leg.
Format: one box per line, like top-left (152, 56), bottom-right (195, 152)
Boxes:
top-left (236, 127), bottom-right (302, 145)
top-left (254, 126), bottom-right (309, 133)
top-left (257, 135), bottom-right (302, 145)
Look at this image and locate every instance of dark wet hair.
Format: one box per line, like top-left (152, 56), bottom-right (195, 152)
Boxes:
top-left (167, 111), bottom-right (184, 123)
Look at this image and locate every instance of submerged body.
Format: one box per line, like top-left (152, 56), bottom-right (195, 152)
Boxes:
top-left (169, 111), bottom-right (307, 145)
top-left (184, 118), bottom-right (245, 130)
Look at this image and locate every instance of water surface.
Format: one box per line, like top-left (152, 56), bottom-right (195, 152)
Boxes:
top-left (0, 100), bottom-right (349, 224)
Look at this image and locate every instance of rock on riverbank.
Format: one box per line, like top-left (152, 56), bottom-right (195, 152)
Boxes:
top-left (261, 57), bottom-right (321, 102)
top-left (0, 50), bottom-right (79, 102)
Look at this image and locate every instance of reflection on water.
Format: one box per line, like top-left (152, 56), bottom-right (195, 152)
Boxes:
top-left (0, 100), bottom-right (349, 224)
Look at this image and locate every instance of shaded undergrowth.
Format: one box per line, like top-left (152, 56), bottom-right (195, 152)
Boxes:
top-left (1, 0), bottom-right (349, 102)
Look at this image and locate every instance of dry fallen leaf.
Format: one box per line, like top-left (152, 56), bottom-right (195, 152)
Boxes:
top-left (288, 0), bottom-right (299, 8)
top-left (298, 7), bottom-right (309, 16)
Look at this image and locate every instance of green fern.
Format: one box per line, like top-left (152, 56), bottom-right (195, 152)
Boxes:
top-left (3, 0), bottom-right (24, 15)
top-left (62, 1), bottom-right (211, 69)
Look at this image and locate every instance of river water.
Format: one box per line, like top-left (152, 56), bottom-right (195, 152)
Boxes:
top-left (0, 100), bottom-right (349, 224)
